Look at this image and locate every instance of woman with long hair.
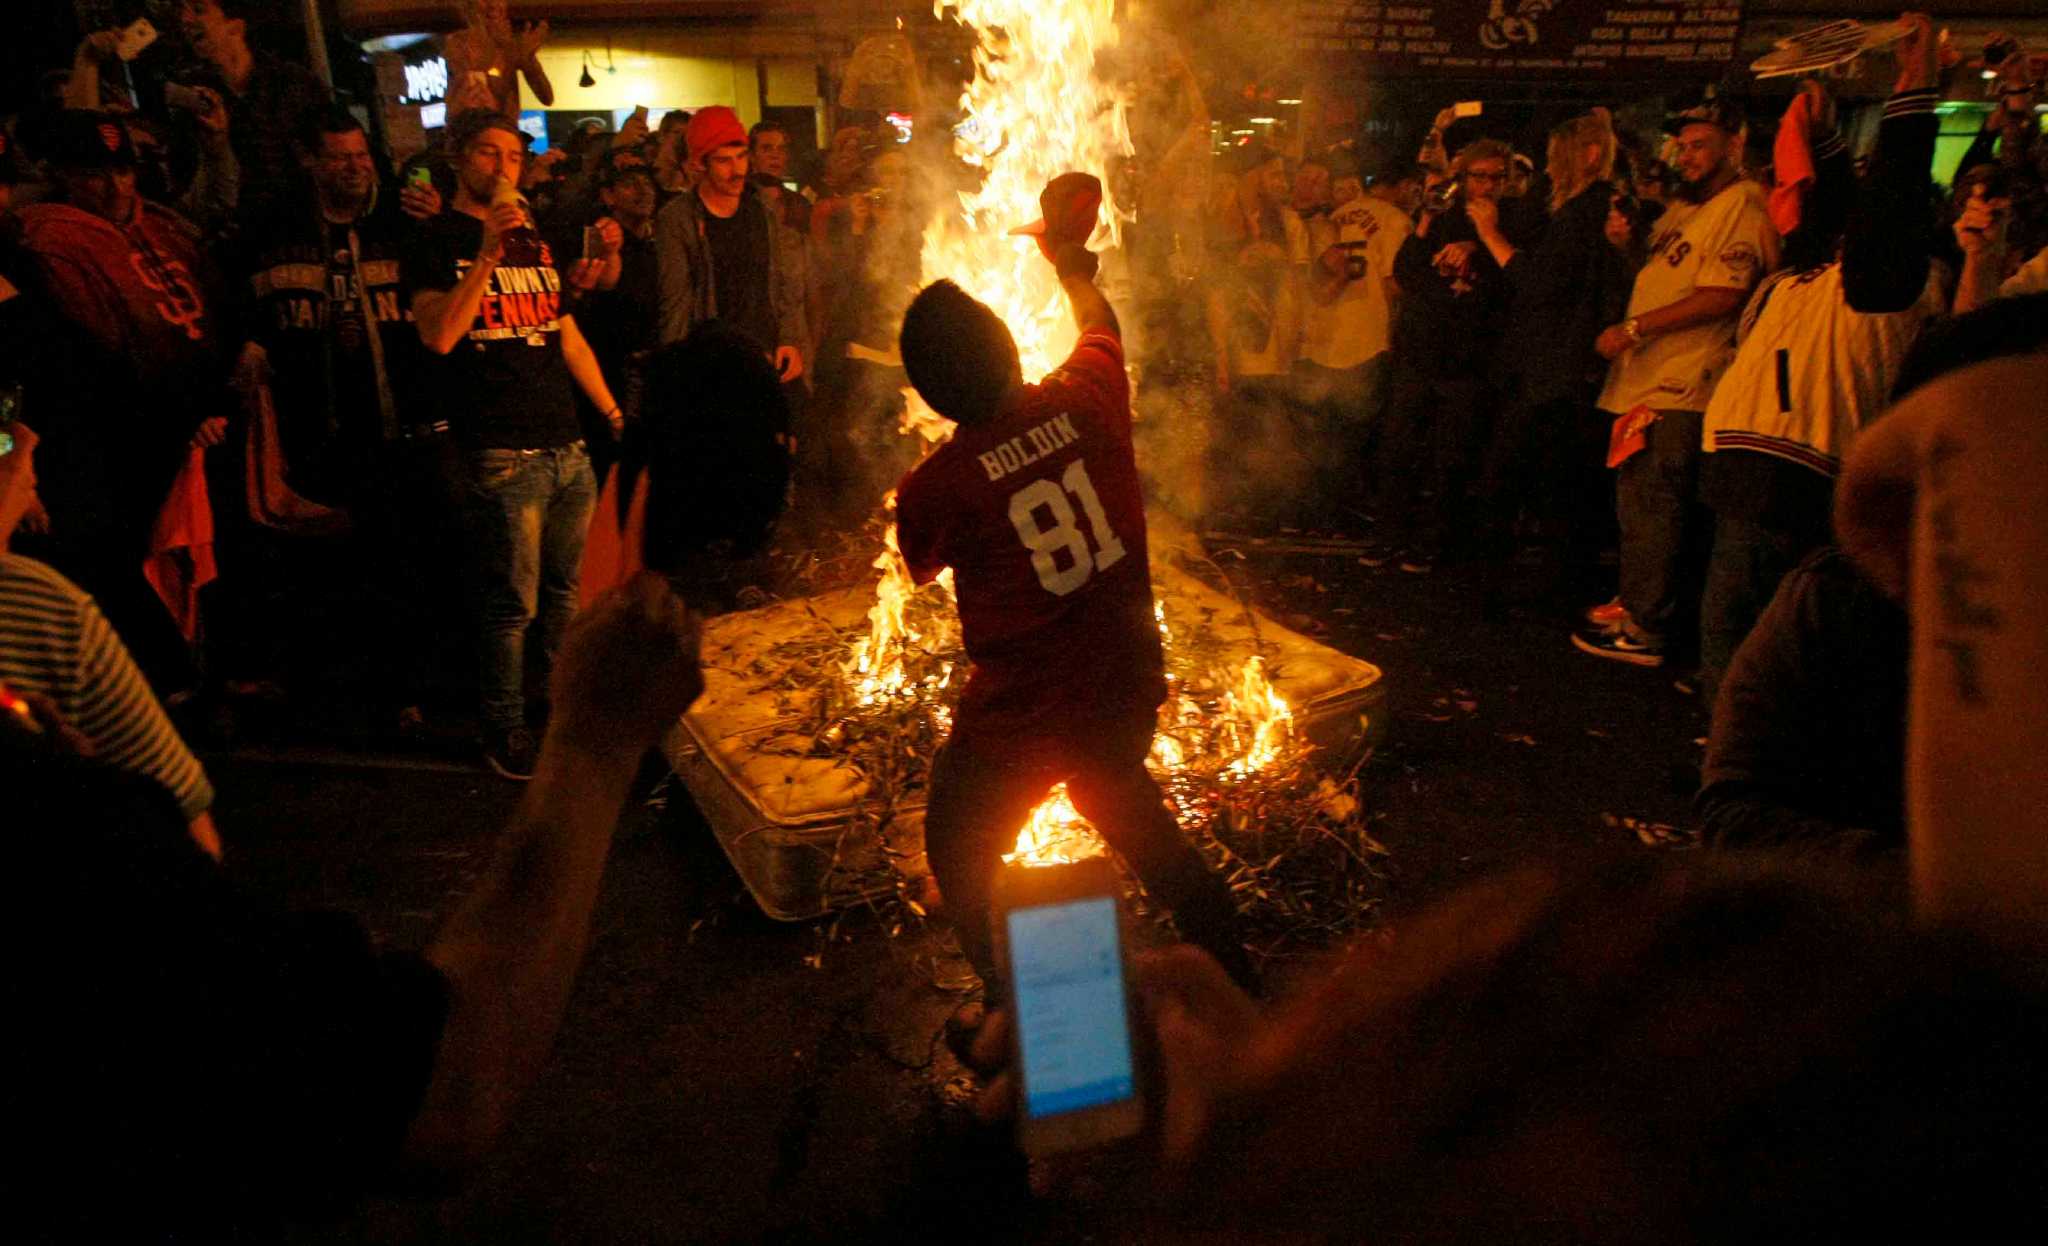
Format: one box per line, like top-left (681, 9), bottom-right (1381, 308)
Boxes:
top-left (1469, 108), bottom-right (1637, 615)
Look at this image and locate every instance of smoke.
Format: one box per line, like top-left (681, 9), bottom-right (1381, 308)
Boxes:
top-left (811, 2), bottom-right (1364, 536)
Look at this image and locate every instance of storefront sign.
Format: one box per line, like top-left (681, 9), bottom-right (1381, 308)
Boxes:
top-left (403, 55), bottom-right (449, 103)
top-left (1292, 0), bottom-right (1744, 77)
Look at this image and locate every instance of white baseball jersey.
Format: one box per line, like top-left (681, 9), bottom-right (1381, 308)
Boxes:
top-left (1599, 179), bottom-right (1780, 415)
top-left (1301, 194), bottom-right (1411, 370)
top-left (1702, 260), bottom-right (1946, 476)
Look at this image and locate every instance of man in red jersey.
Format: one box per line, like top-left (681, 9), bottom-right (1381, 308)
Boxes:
top-left (895, 175), bottom-right (1254, 1019)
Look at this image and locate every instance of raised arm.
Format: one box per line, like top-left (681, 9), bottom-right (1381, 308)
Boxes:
top-left (412, 204), bottom-right (523, 355)
top-left (1842, 14), bottom-right (1941, 314)
top-left (402, 576), bottom-right (702, 1178)
top-left (1055, 244), bottom-right (1119, 338)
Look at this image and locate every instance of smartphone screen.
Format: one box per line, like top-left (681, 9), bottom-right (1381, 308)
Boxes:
top-left (1007, 895), bottom-right (1137, 1120)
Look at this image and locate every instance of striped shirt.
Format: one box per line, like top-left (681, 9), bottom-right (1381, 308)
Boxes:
top-left (0, 555), bottom-right (213, 820)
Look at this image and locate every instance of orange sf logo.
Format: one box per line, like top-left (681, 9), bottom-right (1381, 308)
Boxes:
top-left (129, 252), bottom-right (208, 342)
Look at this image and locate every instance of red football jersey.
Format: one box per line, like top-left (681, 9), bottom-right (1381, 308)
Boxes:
top-left (896, 327), bottom-right (1164, 738)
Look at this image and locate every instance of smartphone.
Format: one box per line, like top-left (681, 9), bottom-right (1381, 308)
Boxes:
top-left (114, 18), bottom-right (158, 62)
top-left (0, 382), bottom-right (21, 458)
top-left (630, 104), bottom-right (650, 127)
top-left (993, 857), bottom-right (1146, 1157)
top-left (1453, 100), bottom-right (1483, 119)
top-left (581, 224), bottom-right (604, 261)
top-left (408, 165), bottom-right (435, 191)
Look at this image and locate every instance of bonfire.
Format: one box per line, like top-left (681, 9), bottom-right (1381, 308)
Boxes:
top-left (667, 0), bottom-right (1386, 960)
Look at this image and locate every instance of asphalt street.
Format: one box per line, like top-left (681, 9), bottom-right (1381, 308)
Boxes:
top-left (219, 541), bottom-right (1706, 1244)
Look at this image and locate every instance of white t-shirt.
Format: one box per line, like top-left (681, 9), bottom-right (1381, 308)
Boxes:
top-left (1703, 260), bottom-right (1946, 476)
top-left (1301, 195), bottom-right (1411, 370)
top-left (1230, 208), bottom-right (1310, 379)
top-left (1598, 179), bottom-right (1779, 415)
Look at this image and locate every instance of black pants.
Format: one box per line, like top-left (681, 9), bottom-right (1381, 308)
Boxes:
top-left (1373, 370), bottom-right (1494, 553)
top-left (1472, 392), bottom-right (1614, 606)
top-left (921, 710), bottom-right (1255, 999)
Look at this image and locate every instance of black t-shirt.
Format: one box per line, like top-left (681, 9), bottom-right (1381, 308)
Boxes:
top-left (700, 192), bottom-right (777, 353)
top-left (402, 211), bottom-right (582, 450)
top-left (238, 193), bottom-right (422, 500)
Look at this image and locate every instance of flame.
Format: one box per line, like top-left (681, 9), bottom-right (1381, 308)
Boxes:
top-left (1222, 657), bottom-right (1294, 777)
top-left (1000, 783), bottom-right (1106, 867)
top-left (842, 1), bottom-right (1301, 868)
top-left (922, 0), bottom-right (1131, 380)
top-left (842, 492), bottom-right (917, 704)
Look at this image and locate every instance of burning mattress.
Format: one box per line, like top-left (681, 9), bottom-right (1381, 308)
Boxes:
top-left (665, 553), bottom-right (1383, 921)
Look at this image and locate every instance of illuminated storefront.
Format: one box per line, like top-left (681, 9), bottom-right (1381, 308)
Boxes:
top-left (338, 1), bottom-right (916, 166)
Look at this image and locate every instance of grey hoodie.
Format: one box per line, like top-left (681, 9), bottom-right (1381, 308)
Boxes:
top-left (653, 187), bottom-right (808, 352)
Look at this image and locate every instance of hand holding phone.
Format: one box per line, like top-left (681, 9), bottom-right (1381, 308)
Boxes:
top-left (994, 858), bottom-right (1147, 1157)
top-left (114, 18), bottom-right (158, 63)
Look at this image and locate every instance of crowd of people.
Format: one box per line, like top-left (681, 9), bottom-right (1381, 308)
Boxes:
top-left (0, 1), bottom-right (944, 781)
top-left (8, 2), bottom-right (2048, 1237)
top-left (1202, 17), bottom-right (2045, 714)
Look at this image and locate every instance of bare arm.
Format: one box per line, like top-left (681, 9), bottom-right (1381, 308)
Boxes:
top-left (177, 94), bottom-right (240, 231)
top-left (515, 22), bottom-right (555, 107)
top-left (402, 576), bottom-right (702, 1178)
top-left (557, 312), bottom-right (621, 425)
top-left (413, 204), bottom-right (522, 355)
top-left (519, 54), bottom-right (554, 107)
top-left (63, 33), bottom-right (121, 109)
top-left (411, 263), bottom-right (496, 356)
top-left (1056, 246), bottom-right (1119, 337)
top-left (1633, 286), bottom-right (1747, 338)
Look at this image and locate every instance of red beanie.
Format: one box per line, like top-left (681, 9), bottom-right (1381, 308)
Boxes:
top-left (686, 106), bottom-right (748, 164)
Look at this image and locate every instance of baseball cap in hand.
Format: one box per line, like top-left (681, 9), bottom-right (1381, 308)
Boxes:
top-left (38, 110), bottom-right (137, 169)
top-left (1008, 172), bottom-right (1103, 262)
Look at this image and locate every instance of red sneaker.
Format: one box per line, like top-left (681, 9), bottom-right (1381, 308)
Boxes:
top-left (1582, 597), bottom-right (1628, 630)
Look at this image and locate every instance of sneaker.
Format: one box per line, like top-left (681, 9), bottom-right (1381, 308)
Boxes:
top-left (1583, 597), bottom-right (1627, 629)
top-left (483, 725), bottom-right (538, 781)
top-left (1571, 627), bottom-right (1666, 667)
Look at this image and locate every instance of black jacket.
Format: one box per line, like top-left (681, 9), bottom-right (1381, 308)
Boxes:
top-left (1497, 179), bottom-right (1634, 407)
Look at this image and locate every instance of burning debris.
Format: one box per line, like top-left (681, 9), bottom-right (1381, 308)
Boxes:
top-left (665, 0), bottom-right (1388, 959)
top-left (668, 528), bottom-right (1385, 954)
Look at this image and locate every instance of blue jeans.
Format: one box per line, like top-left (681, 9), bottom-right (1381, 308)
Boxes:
top-left (463, 442), bottom-right (597, 733)
top-left (1616, 409), bottom-right (1707, 644)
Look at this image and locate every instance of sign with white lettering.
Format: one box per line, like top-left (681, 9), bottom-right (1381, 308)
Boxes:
top-left (402, 56), bottom-right (449, 104)
top-left (1291, 0), bottom-right (1744, 77)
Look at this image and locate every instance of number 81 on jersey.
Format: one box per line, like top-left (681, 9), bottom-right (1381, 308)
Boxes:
top-left (1007, 458), bottom-right (1127, 597)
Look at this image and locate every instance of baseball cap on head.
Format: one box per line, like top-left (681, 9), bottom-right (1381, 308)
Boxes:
top-left (686, 106), bottom-right (748, 163)
top-left (448, 108), bottom-right (526, 153)
top-left (1664, 96), bottom-right (1744, 137)
top-left (40, 110), bottom-right (137, 169)
top-left (598, 150), bottom-right (654, 189)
